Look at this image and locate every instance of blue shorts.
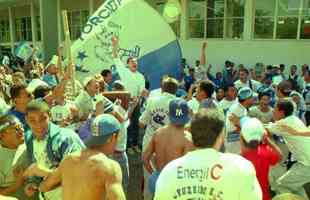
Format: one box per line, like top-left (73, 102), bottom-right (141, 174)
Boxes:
top-left (148, 171), bottom-right (161, 194)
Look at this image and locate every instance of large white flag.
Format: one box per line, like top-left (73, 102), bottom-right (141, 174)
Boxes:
top-left (71, 0), bottom-right (182, 89)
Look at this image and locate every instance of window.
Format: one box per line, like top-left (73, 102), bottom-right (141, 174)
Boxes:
top-left (255, 0), bottom-right (310, 39)
top-left (0, 20), bottom-right (10, 43)
top-left (15, 17), bottom-right (32, 41)
top-left (37, 16), bottom-right (41, 41)
top-left (301, 0), bottom-right (310, 38)
top-left (254, 0), bottom-right (276, 39)
top-left (188, 0), bottom-right (245, 39)
top-left (189, 0), bottom-right (205, 38)
top-left (67, 10), bottom-right (89, 40)
top-left (276, 0), bottom-right (300, 39)
top-left (155, 2), bottom-right (181, 37)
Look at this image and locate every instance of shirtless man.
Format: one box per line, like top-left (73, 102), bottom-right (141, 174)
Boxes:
top-left (37, 114), bottom-right (125, 200)
top-left (142, 98), bottom-right (194, 194)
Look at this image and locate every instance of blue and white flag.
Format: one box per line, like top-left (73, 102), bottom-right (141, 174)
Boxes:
top-left (71, 0), bottom-right (182, 89)
top-left (14, 41), bottom-right (33, 62)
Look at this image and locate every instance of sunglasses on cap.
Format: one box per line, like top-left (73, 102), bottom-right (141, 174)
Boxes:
top-left (0, 120), bottom-right (22, 134)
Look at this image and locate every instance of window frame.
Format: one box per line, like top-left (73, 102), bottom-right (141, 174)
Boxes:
top-left (253, 0), bottom-right (310, 40)
top-left (188, 0), bottom-right (246, 40)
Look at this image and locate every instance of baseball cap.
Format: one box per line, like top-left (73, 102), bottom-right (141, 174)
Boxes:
top-left (241, 118), bottom-right (265, 143)
top-left (169, 98), bottom-right (190, 125)
top-left (83, 76), bottom-right (95, 88)
top-left (85, 114), bottom-right (121, 147)
top-left (238, 87), bottom-right (253, 101)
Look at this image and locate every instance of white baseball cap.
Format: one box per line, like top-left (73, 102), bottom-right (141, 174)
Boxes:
top-left (83, 76), bottom-right (95, 88)
top-left (241, 118), bottom-right (265, 143)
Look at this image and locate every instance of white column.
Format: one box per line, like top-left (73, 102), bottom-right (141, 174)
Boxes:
top-left (31, 0), bottom-right (37, 45)
top-left (297, 0), bottom-right (304, 40)
top-left (57, 0), bottom-right (62, 45)
top-left (89, 0), bottom-right (95, 15)
top-left (8, 7), bottom-right (15, 54)
top-left (180, 0), bottom-right (189, 40)
top-left (243, 0), bottom-right (254, 40)
top-left (273, 0), bottom-right (279, 39)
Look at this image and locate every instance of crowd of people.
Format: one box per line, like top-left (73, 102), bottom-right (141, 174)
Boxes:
top-left (0, 38), bottom-right (310, 200)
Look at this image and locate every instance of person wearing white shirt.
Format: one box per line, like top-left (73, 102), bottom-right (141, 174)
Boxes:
top-left (149, 75), bottom-right (171, 98)
top-left (111, 37), bottom-right (145, 97)
top-left (266, 99), bottom-right (310, 199)
top-left (225, 87), bottom-right (255, 154)
top-left (154, 108), bottom-right (262, 200)
top-left (249, 89), bottom-right (273, 124)
top-left (218, 84), bottom-right (237, 115)
top-left (234, 68), bottom-right (261, 92)
top-left (74, 76), bottom-right (99, 121)
top-left (50, 85), bottom-right (77, 128)
top-left (139, 77), bottom-right (178, 200)
top-left (112, 37), bottom-right (146, 155)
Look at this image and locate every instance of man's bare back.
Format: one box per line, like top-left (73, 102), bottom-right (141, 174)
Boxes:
top-left (143, 124), bottom-right (194, 173)
top-left (40, 150), bottom-right (125, 200)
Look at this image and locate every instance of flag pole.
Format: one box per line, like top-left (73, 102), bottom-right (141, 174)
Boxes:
top-left (62, 10), bottom-right (76, 99)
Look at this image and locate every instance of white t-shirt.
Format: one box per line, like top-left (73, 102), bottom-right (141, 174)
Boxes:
top-left (149, 88), bottom-right (162, 98)
top-left (0, 144), bottom-right (27, 187)
top-left (114, 104), bottom-right (129, 151)
top-left (33, 139), bottom-right (62, 200)
top-left (114, 58), bottom-right (145, 97)
top-left (218, 98), bottom-right (237, 115)
top-left (234, 79), bottom-right (261, 92)
top-left (194, 65), bottom-right (206, 81)
top-left (249, 106), bottom-right (273, 124)
top-left (0, 144), bottom-right (29, 199)
top-left (51, 102), bottom-right (74, 123)
top-left (74, 91), bottom-right (95, 118)
top-left (154, 148), bottom-right (262, 200)
top-left (225, 102), bottom-right (247, 135)
top-left (140, 92), bottom-right (176, 150)
top-left (267, 115), bottom-right (310, 166)
top-left (116, 120), bottom-right (129, 152)
top-left (188, 98), bottom-right (200, 114)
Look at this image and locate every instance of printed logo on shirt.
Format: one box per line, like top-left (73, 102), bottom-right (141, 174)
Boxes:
top-left (150, 108), bottom-right (169, 129)
top-left (172, 164), bottom-right (224, 200)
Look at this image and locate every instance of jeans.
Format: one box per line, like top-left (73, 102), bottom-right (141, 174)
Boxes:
top-left (127, 104), bottom-right (141, 147)
top-left (112, 151), bottom-right (129, 192)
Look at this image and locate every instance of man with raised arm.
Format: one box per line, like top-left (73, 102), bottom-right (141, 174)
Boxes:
top-left (37, 114), bottom-right (126, 200)
top-left (194, 42), bottom-right (207, 82)
top-left (111, 36), bottom-right (146, 153)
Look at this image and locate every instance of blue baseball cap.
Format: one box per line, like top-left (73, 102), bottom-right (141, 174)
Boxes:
top-left (85, 114), bottom-right (121, 147)
top-left (238, 87), bottom-right (253, 101)
top-left (169, 98), bottom-right (190, 125)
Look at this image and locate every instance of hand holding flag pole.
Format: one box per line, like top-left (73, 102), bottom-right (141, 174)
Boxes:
top-left (62, 10), bottom-right (76, 99)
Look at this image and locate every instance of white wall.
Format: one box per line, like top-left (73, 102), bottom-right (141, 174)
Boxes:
top-left (179, 39), bottom-right (310, 74)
